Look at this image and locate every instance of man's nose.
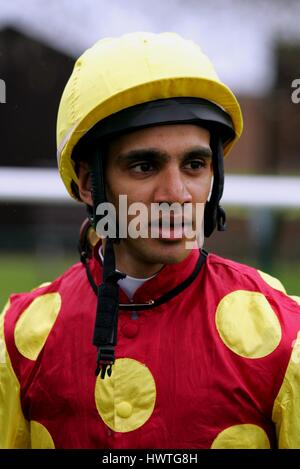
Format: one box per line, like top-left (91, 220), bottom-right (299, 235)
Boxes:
top-left (153, 166), bottom-right (192, 204)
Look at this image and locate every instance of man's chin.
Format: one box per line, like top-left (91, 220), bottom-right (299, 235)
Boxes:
top-left (143, 237), bottom-right (195, 264)
top-left (117, 236), bottom-right (197, 266)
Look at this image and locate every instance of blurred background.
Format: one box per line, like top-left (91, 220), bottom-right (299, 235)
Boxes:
top-left (0, 0), bottom-right (300, 308)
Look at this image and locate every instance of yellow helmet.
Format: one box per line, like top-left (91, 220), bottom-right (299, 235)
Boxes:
top-left (56, 31), bottom-right (243, 201)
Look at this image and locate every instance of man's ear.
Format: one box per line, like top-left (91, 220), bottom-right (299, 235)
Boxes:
top-left (77, 161), bottom-right (93, 206)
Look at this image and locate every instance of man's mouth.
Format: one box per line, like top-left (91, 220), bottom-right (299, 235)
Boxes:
top-left (149, 218), bottom-right (194, 239)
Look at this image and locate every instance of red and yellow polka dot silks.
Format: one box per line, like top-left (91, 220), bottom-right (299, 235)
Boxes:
top-left (1, 251), bottom-right (300, 448)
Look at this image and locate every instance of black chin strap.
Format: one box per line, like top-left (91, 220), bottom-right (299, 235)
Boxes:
top-left (88, 148), bottom-right (126, 379)
top-left (204, 135), bottom-right (226, 237)
top-left (93, 237), bottom-right (125, 379)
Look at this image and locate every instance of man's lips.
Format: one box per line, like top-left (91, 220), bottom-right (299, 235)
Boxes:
top-left (149, 218), bottom-right (193, 228)
top-left (148, 219), bottom-right (195, 239)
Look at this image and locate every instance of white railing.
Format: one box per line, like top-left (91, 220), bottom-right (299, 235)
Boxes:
top-left (0, 167), bottom-right (300, 208)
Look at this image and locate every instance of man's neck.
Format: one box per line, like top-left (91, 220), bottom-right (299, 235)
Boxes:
top-left (115, 247), bottom-right (164, 278)
top-left (102, 240), bottom-right (163, 278)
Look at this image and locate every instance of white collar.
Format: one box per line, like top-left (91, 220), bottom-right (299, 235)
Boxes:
top-left (98, 246), bottom-right (157, 299)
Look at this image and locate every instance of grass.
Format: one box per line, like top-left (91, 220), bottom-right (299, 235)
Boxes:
top-left (0, 254), bottom-right (78, 310)
top-left (271, 264), bottom-right (300, 297)
top-left (0, 253), bottom-right (299, 311)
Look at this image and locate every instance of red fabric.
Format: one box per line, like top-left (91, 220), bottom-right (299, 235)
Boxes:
top-left (4, 251), bottom-right (300, 448)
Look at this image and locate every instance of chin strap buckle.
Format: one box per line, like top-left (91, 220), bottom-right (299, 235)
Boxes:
top-left (95, 345), bottom-right (115, 379)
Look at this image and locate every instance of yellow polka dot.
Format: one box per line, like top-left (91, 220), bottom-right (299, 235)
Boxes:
top-left (116, 401), bottom-right (133, 418)
top-left (211, 424), bottom-right (270, 448)
top-left (215, 290), bottom-right (281, 358)
top-left (272, 330), bottom-right (300, 448)
top-left (15, 293), bottom-right (61, 360)
top-left (290, 296), bottom-right (300, 305)
top-left (95, 358), bottom-right (156, 433)
top-left (291, 337), bottom-right (300, 364)
top-left (30, 421), bottom-right (55, 449)
top-left (258, 270), bottom-right (286, 293)
top-left (31, 282), bottom-right (51, 292)
top-left (0, 304), bottom-right (10, 364)
top-left (0, 301), bottom-right (11, 364)
top-left (1, 299), bottom-right (10, 316)
top-left (0, 337), bottom-right (5, 365)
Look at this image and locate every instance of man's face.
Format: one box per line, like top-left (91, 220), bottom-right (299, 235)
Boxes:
top-left (104, 124), bottom-right (212, 272)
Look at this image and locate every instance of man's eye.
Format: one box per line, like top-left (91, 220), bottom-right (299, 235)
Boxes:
top-left (184, 160), bottom-right (206, 169)
top-left (131, 162), bottom-right (154, 172)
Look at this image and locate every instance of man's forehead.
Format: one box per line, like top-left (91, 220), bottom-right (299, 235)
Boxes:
top-left (106, 123), bottom-right (211, 158)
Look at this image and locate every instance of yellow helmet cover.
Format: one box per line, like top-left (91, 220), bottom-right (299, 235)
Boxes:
top-left (56, 32), bottom-right (243, 200)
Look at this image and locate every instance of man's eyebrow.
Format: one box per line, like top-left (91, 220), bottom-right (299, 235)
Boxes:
top-left (115, 149), bottom-right (164, 164)
top-left (184, 146), bottom-right (213, 159)
top-left (115, 146), bottom-right (212, 164)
